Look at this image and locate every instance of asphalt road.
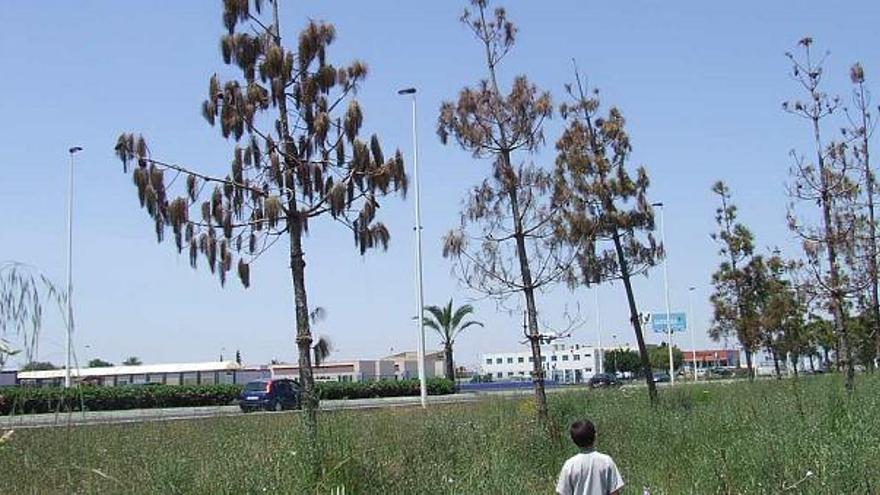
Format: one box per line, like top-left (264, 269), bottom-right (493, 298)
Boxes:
top-left (0, 392), bottom-right (490, 429)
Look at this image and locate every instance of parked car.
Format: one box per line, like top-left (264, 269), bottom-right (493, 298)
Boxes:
top-left (652, 372), bottom-right (670, 383)
top-left (587, 373), bottom-right (621, 388)
top-left (239, 379), bottom-right (302, 412)
top-left (707, 367), bottom-right (733, 378)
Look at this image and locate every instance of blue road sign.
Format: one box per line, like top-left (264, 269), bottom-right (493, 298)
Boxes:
top-left (650, 312), bottom-right (687, 333)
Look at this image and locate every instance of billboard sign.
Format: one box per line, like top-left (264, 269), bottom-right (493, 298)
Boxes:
top-left (650, 312), bottom-right (687, 333)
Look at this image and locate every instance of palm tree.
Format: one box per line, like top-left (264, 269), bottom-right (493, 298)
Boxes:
top-left (423, 299), bottom-right (484, 381)
top-left (309, 307), bottom-right (333, 367)
top-left (313, 337), bottom-right (332, 366)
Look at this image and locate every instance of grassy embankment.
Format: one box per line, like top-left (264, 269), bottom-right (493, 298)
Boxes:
top-left (1, 374), bottom-right (878, 494)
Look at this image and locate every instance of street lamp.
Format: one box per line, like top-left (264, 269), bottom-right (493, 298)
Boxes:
top-left (612, 334), bottom-right (618, 375)
top-left (398, 87), bottom-right (427, 408)
top-left (594, 286), bottom-right (602, 375)
top-left (65, 146), bottom-right (83, 388)
top-left (652, 201), bottom-right (674, 385)
top-left (688, 286), bottom-right (697, 381)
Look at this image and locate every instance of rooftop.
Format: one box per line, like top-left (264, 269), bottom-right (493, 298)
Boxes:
top-left (17, 361), bottom-right (242, 380)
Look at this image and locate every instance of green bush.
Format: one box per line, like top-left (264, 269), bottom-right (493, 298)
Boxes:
top-left (317, 378), bottom-right (454, 400)
top-left (0, 384), bottom-right (243, 415)
top-left (0, 378), bottom-right (456, 415)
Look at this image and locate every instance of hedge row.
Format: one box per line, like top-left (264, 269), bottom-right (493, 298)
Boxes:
top-left (316, 378), bottom-right (455, 400)
top-left (0, 378), bottom-right (455, 415)
top-left (0, 384), bottom-right (242, 415)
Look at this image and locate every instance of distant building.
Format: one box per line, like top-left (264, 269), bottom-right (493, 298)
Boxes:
top-left (8, 349), bottom-right (452, 388)
top-left (270, 350), bottom-right (446, 383)
top-left (684, 348), bottom-right (823, 376)
top-left (481, 343), bottom-right (600, 384)
top-left (15, 361), bottom-right (247, 387)
top-left (271, 360), bottom-right (396, 383)
top-left (743, 349), bottom-right (821, 376)
top-left (382, 350), bottom-right (445, 380)
top-left (682, 349), bottom-right (740, 371)
top-left (0, 369), bottom-right (17, 386)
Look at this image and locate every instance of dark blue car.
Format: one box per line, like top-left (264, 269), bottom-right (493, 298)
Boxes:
top-left (239, 379), bottom-right (302, 412)
top-left (587, 373), bottom-right (621, 388)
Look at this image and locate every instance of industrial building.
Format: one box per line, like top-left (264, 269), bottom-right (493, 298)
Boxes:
top-left (14, 361), bottom-right (255, 387)
top-left (271, 360), bottom-right (396, 382)
top-left (382, 350), bottom-right (446, 380)
top-left (5, 349), bottom-right (445, 387)
top-left (270, 350), bottom-right (445, 382)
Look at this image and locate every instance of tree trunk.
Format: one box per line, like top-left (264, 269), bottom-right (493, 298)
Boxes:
top-left (271, 1), bottom-right (320, 480)
top-left (791, 352), bottom-right (800, 378)
top-left (771, 349), bottom-right (781, 379)
top-left (856, 84), bottom-right (880, 379)
top-left (509, 184), bottom-right (548, 421)
top-left (444, 342), bottom-right (455, 383)
top-left (270, 0), bottom-right (316, 435)
top-left (822, 347), bottom-right (830, 370)
top-left (809, 354), bottom-right (815, 373)
top-left (522, 284), bottom-right (547, 419)
top-left (289, 224), bottom-right (316, 429)
top-left (811, 114), bottom-right (855, 392)
top-left (581, 113), bottom-right (655, 403)
top-left (866, 178), bottom-right (880, 371)
top-left (744, 349), bottom-right (755, 382)
top-left (612, 230), bottom-right (658, 404)
top-left (719, 191), bottom-right (755, 383)
top-left (476, 7), bottom-right (548, 421)
top-left (834, 338), bottom-right (842, 372)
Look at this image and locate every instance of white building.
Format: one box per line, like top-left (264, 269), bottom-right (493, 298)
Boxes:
top-left (10, 351), bottom-right (451, 387)
top-left (481, 343), bottom-right (601, 384)
top-left (16, 361), bottom-right (244, 387)
top-left (382, 350), bottom-right (445, 380)
top-left (271, 350), bottom-right (447, 383)
top-left (271, 360), bottom-right (396, 383)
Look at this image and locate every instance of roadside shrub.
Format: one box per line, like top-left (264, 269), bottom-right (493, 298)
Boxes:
top-left (0, 384), bottom-right (243, 415)
top-left (317, 378), bottom-right (455, 400)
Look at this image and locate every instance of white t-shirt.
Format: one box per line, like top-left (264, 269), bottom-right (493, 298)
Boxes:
top-left (556, 450), bottom-right (624, 495)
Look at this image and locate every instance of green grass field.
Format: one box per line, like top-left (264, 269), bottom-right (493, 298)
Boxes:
top-left (1, 375), bottom-right (878, 494)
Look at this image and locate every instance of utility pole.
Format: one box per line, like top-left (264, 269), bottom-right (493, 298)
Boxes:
top-left (652, 202), bottom-right (674, 384)
top-left (688, 286), bottom-right (697, 381)
top-left (612, 334), bottom-right (618, 375)
top-left (595, 286), bottom-right (602, 374)
top-left (65, 146), bottom-right (83, 388)
top-left (398, 87), bottom-right (427, 408)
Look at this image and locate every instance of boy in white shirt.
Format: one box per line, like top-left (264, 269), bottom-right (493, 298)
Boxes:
top-left (556, 419), bottom-right (624, 495)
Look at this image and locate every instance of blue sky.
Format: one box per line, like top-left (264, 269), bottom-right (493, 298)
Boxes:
top-left (1, 1), bottom-right (877, 369)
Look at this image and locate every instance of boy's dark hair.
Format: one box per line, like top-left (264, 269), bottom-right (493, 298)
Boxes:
top-left (569, 420), bottom-right (596, 448)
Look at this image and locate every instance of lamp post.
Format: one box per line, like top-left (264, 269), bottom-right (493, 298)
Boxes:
top-left (652, 202), bottom-right (674, 385)
top-left (594, 286), bottom-right (602, 375)
top-left (688, 286), bottom-right (697, 381)
top-left (398, 87), bottom-right (427, 408)
top-left (612, 334), bottom-right (618, 375)
top-left (65, 146), bottom-right (83, 388)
